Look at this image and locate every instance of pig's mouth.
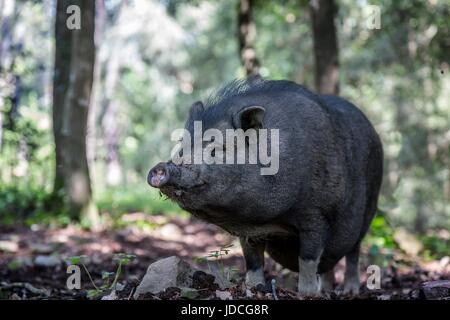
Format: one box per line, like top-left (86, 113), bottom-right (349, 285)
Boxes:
top-left (147, 162), bottom-right (207, 204)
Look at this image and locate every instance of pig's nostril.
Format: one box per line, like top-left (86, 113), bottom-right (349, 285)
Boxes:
top-left (148, 164), bottom-right (169, 188)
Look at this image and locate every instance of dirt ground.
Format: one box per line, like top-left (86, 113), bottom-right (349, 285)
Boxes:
top-left (0, 213), bottom-right (449, 300)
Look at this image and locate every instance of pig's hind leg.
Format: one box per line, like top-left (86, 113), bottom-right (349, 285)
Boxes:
top-left (265, 238), bottom-right (299, 272)
top-left (320, 268), bottom-right (336, 292)
top-left (343, 243), bottom-right (361, 294)
top-left (240, 237), bottom-right (266, 287)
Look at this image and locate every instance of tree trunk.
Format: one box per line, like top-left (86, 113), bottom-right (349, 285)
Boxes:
top-left (310, 0), bottom-right (339, 94)
top-left (87, 0), bottom-right (106, 189)
top-left (53, 0), bottom-right (73, 192)
top-left (0, 0), bottom-right (21, 146)
top-left (238, 0), bottom-right (260, 76)
top-left (52, 0), bottom-right (99, 227)
top-left (101, 52), bottom-right (123, 186)
top-left (0, 104), bottom-right (3, 152)
top-left (97, 1), bottom-right (128, 187)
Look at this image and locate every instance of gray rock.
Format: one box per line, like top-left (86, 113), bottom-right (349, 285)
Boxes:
top-left (420, 280), bottom-right (450, 300)
top-left (30, 243), bottom-right (56, 254)
top-left (133, 256), bottom-right (198, 298)
top-left (0, 240), bottom-right (19, 253)
top-left (34, 255), bottom-right (61, 267)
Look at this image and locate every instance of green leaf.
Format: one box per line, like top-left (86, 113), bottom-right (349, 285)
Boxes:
top-left (179, 287), bottom-right (199, 299)
top-left (102, 271), bottom-right (114, 280)
top-left (369, 244), bottom-right (380, 256)
top-left (67, 255), bottom-right (87, 265)
top-left (87, 289), bottom-right (103, 299)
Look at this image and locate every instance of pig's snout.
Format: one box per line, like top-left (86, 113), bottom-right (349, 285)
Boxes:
top-left (148, 162), bottom-right (170, 188)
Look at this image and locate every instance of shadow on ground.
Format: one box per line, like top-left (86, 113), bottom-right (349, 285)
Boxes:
top-left (0, 213), bottom-right (449, 300)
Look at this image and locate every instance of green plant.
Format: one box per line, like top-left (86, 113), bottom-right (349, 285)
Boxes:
top-left (110, 253), bottom-right (136, 291)
top-left (195, 244), bottom-right (238, 283)
top-left (67, 253), bottom-right (136, 299)
top-left (363, 212), bottom-right (398, 267)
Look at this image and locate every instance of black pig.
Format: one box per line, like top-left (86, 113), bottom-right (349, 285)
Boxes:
top-left (148, 78), bottom-right (383, 296)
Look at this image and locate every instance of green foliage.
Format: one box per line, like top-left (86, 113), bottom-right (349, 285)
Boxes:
top-left (421, 234), bottom-right (450, 260)
top-left (0, 185), bottom-right (66, 226)
top-left (364, 213), bottom-right (397, 267)
top-left (0, 184), bottom-right (185, 228)
top-left (96, 187), bottom-right (186, 218)
top-left (365, 212), bottom-right (450, 261)
top-left (365, 213), bottom-right (397, 249)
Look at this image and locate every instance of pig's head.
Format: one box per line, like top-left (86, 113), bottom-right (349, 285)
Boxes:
top-left (147, 99), bottom-right (268, 223)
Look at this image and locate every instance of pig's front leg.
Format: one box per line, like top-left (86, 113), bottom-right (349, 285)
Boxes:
top-left (298, 256), bottom-right (321, 296)
top-left (297, 218), bottom-right (328, 296)
top-left (240, 237), bottom-right (266, 287)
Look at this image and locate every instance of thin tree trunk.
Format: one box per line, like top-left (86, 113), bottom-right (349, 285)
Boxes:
top-left (238, 0), bottom-right (260, 76)
top-left (98, 1), bottom-right (127, 187)
top-left (87, 0), bottom-right (106, 189)
top-left (310, 0), bottom-right (339, 94)
top-left (53, 0), bottom-right (73, 192)
top-left (0, 0), bottom-right (5, 151)
top-left (0, 0), bottom-right (13, 152)
top-left (0, 0), bottom-right (21, 135)
top-left (100, 25), bottom-right (123, 187)
top-left (53, 0), bottom-right (99, 227)
top-left (101, 53), bottom-right (122, 186)
top-left (0, 102), bottom-right (3, 152)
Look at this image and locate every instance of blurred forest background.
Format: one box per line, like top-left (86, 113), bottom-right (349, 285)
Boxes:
top-left (0, 0), bottom-right (449, 299)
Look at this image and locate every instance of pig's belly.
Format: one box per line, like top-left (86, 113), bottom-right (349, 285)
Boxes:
top-left (265, 237), bottom-right (341, 273)
top-left (214, 218), bottom-right (294, 238)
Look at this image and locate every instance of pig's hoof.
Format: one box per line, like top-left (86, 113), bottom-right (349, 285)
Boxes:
top-left (297, 287), bottom-right (320, 298)
top-left (298, 258), bottom-right (321, 297)
top-left (245, 269), bottom-right (265, 288)
top-left (298, 280), bottom-right (321, 297)
top-left (320, 270), bottom-right (335, 293)
top-left (342, 281), bottom-right (360, 295)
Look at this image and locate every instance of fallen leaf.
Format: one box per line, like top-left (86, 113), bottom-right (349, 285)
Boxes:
top-left (101, 290), bottom-right (118, 300)
top-left (215, 290), bottom-right (232, 300)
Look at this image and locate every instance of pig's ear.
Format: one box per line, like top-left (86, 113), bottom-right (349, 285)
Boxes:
top-left (188, 101), bottom-right (204, 119)
top-left (233, 106), bottom-right (265, 130)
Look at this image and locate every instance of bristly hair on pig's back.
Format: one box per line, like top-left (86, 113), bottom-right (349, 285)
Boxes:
top-left (203, 76), bottom-right (320, 111)
top-left (204, 78), bottom-right (261, 109)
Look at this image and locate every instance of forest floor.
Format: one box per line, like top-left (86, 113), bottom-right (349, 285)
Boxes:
top-left (0, 213), bottom-right (449, 300)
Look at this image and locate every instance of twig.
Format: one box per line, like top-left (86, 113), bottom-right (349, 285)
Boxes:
top-left (271, 279), bottom-right (278, 300)
top-left (81, 263), bottom-right (100, 291)
top-left (0, 282), bottom-right (50, 296)
top-left (110, 261), bottom-right (122, 290)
